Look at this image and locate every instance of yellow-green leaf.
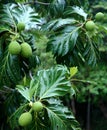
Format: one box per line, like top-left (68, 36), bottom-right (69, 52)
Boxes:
top-left (70, 67), bottom-right (78, 77)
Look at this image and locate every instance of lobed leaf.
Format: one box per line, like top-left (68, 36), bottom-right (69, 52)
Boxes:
top-left (0, 50), bottom-right (21, 86)
top-left (16, 65), bottom-right (75, 101)
top-left (47, 26), bottom-right (79, 56)
top-left (43, 18), bottom-right (76, 31)
top-left (72, 6), bottom-right (87, 20)
top-left (64, 6), bottom-right (87, 20)
top-left (83, 33), bottom-right (99, 66)
top-left (16, 85), bottom-right (31, 101)
top-left (46, 98), bottom-right (81, 130)
top-left (36, 65), bottom-right (71, 99)
top-left (0, 3), bottom-right (43, 30)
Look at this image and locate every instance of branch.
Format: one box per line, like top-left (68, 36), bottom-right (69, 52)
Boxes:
top-left (24, 1), bottom-right (50, 6)
top-left (71, 79), bottom-right (97, 85)
top-left (3, 86), bottom-right (15, 92)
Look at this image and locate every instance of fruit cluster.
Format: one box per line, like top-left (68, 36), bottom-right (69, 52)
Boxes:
top-left (85, 12), bottom-right (104, 31)
top-left (8, 41), bottom-right (32, 58)
top-left (18, 101), bottom-right (43, 127)
top-left (8, 22), bottom-right (32, 58)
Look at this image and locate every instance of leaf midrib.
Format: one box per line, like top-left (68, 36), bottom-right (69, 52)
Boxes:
top-left (40, 75), bottom-right (64, 99)
top-left (46, 107), bottom-right (68, 130)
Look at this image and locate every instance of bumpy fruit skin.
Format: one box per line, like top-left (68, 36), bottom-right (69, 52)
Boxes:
top-left (85, 21), bottom-right (95, 31)
top-left (21, 42), bottom-right (32, 58)
top-left (32, 101), bottom-right (43, 112)
top-left (18, 112), bottom-right (32, 126)
top-left (95, 12), bottom-right (104, 21)
top-left (8, 41), bottom-right (21, 55)
top-left (17, 22), bottom-right (25, 31)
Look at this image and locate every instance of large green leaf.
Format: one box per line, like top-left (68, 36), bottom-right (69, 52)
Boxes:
top-left (64, 6), bottom-right (87, 20)
top-left (12, 4), bottom-right (43, 29)
top-left (83, 33), bottom-right (99, 66)
top-left (72, 6), bottom-right (87, 20)
top-left (49, 0), bottom-right (66, 17)
top-left (0, 49), bottom-right (21, 86)
top-left (43, 18), bottom-right (76, 31)
top-left (16, 65), bottom-right (72, 101)
top-left (0, 3), bottom-right (42, 30)
top-left (36, 65), bottom-right (71, 99)
top-left (16, 79), bottom-right (39, 101)
top-left (46, 98), bottom-right (81, 130)
top-left (0, 4), bottom-right (16, 27)
top-left (16, 85), bottom-right (31, 101)
top-left (47, 26), bottom-right (79, 56)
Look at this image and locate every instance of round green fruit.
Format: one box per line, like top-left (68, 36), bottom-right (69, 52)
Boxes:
top-left (32, 101), bottom-right (43, 112)
top-left (8, 41), bottom-right (21, 55)
top-left (18, 112), bottom-right (32, 126)
top-left (95, 12), bottom-right (104, 21)
top-left (21, 42), bottom-right (32, 58)
top-left (17, 22), bottom-right (25, 31)
top-left (85, 21), bottom-right (95, 31)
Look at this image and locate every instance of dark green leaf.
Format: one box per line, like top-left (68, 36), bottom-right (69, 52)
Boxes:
top-left (0, 4), bottom-right (42, 29)
top-left (16, 85), bottom-right (31, 101)
top-left (46, 98), bottom-right (81, 130)
top-left (83, 33), bottom-right (99, 66)
top-left (43, 18), bottom-right (76, 31)
top-left (0, 50), bottom-right (21, 86)
top-left (72, 6), bottom-right (87, 20)
top-left (47, 26), bottom-right (79, 56)
top-left (64, 6), bottom-right (87, 20)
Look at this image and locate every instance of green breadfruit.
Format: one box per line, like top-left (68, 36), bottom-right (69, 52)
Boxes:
top-left (17, 22), bottom-right (25, 31)
top-left (18, 112), bottom-right (32, 126)
top-left (21, 42), bottom-right (32, 58)
top-left (95, 12), bottom-right (104, 21)
top-left (85, 20), bottom-right (96, 31)
top-left (8, 41), bottom-right (21, 55)
top-left (32, 101), bottom-right (43, 112)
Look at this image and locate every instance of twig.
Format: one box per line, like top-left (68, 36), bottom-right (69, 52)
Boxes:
top-left (71, 79), bottom-right (97, 85)
top-left (3, 86), bottom-right (15, 92)
top-left (24, 1), bottom-right (50, 6)
top-left (29, 70), bottom-right (33, 80)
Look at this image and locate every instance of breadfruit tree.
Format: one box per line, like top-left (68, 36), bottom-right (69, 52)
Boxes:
top-left (0, 0), bottom-right (106, 130)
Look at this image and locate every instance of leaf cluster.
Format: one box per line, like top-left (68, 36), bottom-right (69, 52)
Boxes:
top-left (43, 3), bottom-right (103, 67)
top-left (9, 65), bottom-right (81, 130)
top-left (0, 4), bottom-right (43, 87)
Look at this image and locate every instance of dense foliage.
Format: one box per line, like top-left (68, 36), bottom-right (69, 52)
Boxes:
top-left (0, 0), bottom-right (107, 130)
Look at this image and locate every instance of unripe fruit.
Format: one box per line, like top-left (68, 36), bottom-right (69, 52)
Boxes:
top-left (21, 42), bottom-right (32, 58)
top-left (32, 101), bottom-right (43, 112)
top-left (18, 112), bottom-right (32, 126)
top-left (85, 21), bottom-right (95, 31)
top-left (95, 12), bottom-right (104, 21)
top-left (8, 41), bottom-right (21, 55)
top-left (17, 22), bottom-right (25, 31)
